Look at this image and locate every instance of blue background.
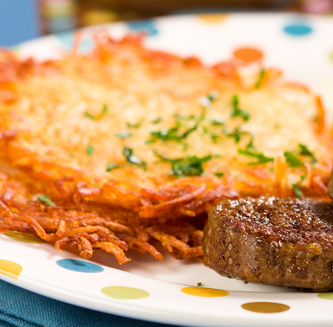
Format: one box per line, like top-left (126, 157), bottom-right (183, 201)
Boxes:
top-left (0, 0), bottom-right (40, 47)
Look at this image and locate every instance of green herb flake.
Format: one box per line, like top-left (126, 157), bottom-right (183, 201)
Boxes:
top-left (123, 146), bottom-right (147, 170)
top-left (203, 126), bottom-right (220, 143)
top-left (200, 90), bottom-right (218, 107)
top-left (106, 162), bottom-right (122, 172)
top-left (292, 184), bottom-right (304, 198)
top-left (172, 155), bottom-right (212, 177)
top-left (238, 149), bottom-right (274, 165)
top-left (101, 104), bottom-right (108, 115)
top-left (284, 152), bottom-right (304, 168)
top-left (231, 95), bottom-right (250, 121)
top-left (84, 112), bottom-right (95, 119)
top-left (214, 172), bottom-right (224, 178)
top-left (174, 114), bottom-right (195, 121)
top-left (298, 143), bottom-right (317, 165)
top-left (126, 120), bottom-right (143, 129)
top-left (255, 67), bottom-right (265, 89)
top-left (300, 175), bottom-right (306, 183)
top-left (151, 117), bottom-right (162, 124)
top-left (114, 131), bottom-right (133, 139)
top-left (197, 282), bottom-right (202, 286)
top-left (210, 117), bottom-right (224, 126)
top-left (154, 152), bottom-right (212, 177)
top-left (85, 145), bottom-right (95, 156)
top-left (151, 113), bottom-right (203, 142)
top-left (36, 194), bottom-right (55, 206)
top-left (225, 127), bottom-right (249, 144)
top-left (246, 138), bottom-right (255, 150)
top-left (84, 104), bottom-right (108, 120)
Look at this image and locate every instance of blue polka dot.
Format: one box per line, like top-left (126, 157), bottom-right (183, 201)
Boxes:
top-left (126, 20), bottom-right (159, 36)
top-left (284, 24), bottom-right (313, 36)
top-left (56, 31), bottom-right (94, 53)
top-left (56, 259), bottom-right (104, 273)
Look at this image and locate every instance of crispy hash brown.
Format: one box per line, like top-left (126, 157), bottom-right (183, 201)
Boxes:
top-left (0, 173), bottom-right (205, 262)
top-left (0, 33), bottom-right (332, 263)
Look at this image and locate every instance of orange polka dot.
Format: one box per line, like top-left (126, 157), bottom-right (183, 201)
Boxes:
top-left (233, 47), bottom-right (264, 64)
top-left (241, 302), bottom-right (290, 313)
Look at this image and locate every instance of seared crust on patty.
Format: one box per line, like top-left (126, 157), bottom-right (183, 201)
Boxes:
top-left (203, 197), bottom-right (333, 291)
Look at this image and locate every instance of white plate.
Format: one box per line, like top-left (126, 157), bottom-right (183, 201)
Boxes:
top-left (2, 13), bottom-right (333, 327)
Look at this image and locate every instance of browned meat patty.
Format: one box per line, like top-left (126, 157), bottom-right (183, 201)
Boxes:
top-left (203, 197), bottom-right (333, 292)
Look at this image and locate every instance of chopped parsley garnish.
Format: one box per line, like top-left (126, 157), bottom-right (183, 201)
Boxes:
top-left (238, 149), bottom-right (274, 165)
top-left (84, 104), bottom-right (108, 120)
top-left (85, 145), bottom-right (95, 156)
top-left (231, 95), bottom-right (250, 121)
top-left (224, 127), bottom-right (251, 144)
top-left (151, 117), bottom-right (162, 124)
top-left (172, 155), bottom-right (212, 177)
top-left (106, 162), bottom-right (122, 172)
top-left (200, 90), bottom-right (218, 107)
top-left (36, 194), bottom-right (55, 206)
top-left (174, 114), bottom-right (195, 121)
top-left (154, 152), bottom-right (212, 177)
top-left (214, 172), bottom-right (224, 178)
top-left (246, 138), bottom-right (255, 150)
top-left (126, 120), bottom-right (143, 129)
top-left (151, 113), bottom-right (203, 142)
top-left (298, 143), bottom-right (317, 165)
top-left (284, 152), bottom-right (304, 168)
top-left (292, 184), bottom-right (304, 198)
top-left (114, 131), bottom-right (133, 139)
top-left (255, 67), bottom-right (265, 89)
top-left (203, 126), bottom-right (220, 143)
top-left (300, 174), bottom-right (306, 183)
top-left (210, 117), bottom-right (224, 126)
top-left (197, 282), bottom-right (202, 286)
top-left (84, 112), bottom-right (95, 119)
top-left (123, 146), bottom-right (147, 170)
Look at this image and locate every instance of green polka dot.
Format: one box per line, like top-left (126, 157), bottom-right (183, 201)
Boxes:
top-left (181, 286), bottom-right (229, 297)
top-left (318, 293), bottom-right (333, 300)
top-left (101, 286), bottom-right (149, 300)
top-left (3, 231), bottom-right (45, 244)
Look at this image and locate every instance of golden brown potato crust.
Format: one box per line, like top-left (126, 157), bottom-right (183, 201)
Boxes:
top-left (0, 34), bottom-right (332, 263)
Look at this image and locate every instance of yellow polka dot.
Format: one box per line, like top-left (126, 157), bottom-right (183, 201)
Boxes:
top-left (197, 14), bottom-right (229, 24)
top-left (101, 286), bottom-right (149, 300)
top-left (0, 259), bottom-right (23, 280)
top-left (241, 302), bottom-right (290, 313)
top-left (4, 231), bottom-right (45, 244)
top-left (181, 286), bottom-right (229, 297)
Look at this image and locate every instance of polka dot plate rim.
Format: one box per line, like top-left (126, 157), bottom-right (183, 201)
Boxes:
top-left (1, 12), bottom-right (333, 327)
